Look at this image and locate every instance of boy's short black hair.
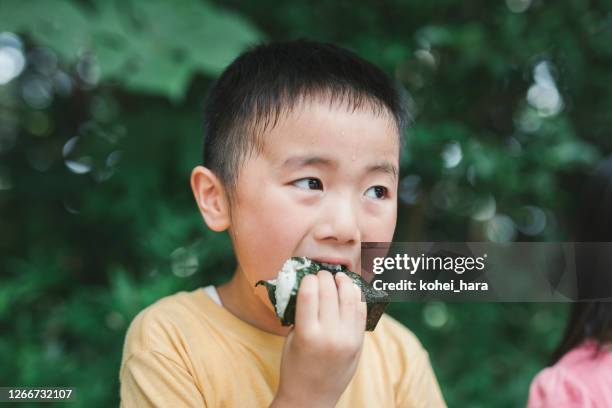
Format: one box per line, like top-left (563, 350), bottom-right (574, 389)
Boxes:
top-left (202, 38), bottom-right (410, 202)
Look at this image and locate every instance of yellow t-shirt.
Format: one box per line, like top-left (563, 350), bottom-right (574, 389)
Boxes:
top-left (119, 287), bottom-right (446, 407)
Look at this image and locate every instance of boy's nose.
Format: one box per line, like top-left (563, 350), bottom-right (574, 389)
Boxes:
top-left (313, 196), bottom-right (361, 245)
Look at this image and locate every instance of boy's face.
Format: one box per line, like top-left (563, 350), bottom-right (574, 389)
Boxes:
top-left (229, 99), bottom-right (399, 304)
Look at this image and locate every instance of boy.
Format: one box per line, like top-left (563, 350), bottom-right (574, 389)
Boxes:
top-left (119, 39), bottom-right (446, 407)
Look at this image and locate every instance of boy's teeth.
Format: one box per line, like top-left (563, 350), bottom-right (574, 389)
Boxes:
top-left (320, 262), bottom-right (344, 271)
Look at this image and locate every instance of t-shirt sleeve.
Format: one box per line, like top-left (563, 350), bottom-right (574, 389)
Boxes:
top-left (395, 345), bottom-right (447, 408)
top-left (120, 349), bottom-right (206, 407)
top-left (381, 315), bottom-right (447, 407)
top-left (119, 298), bottom-right (209, 408)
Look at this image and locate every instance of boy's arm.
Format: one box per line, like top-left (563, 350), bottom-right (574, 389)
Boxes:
top-left (120, 349), bottom-right (206, 407)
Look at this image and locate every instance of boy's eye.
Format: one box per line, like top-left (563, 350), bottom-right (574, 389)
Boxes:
top-left (365, 186), bottom-right (388, 199)
top-left (293, 178), bottom-right (323, 190)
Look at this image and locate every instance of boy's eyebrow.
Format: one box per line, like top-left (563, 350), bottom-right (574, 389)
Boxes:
top-left (281, 155), bottom-right (335, 169)
top-left (280, 155), bottom-right (398, 181)
top-left (367, 161), bottom-right (398, 181)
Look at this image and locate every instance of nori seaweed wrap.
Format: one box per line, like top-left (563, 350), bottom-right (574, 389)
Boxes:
top-left (255, 257), bottom-right (389, 331)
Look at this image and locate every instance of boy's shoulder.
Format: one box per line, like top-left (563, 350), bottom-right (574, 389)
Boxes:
top-left (368, 312), bottom-right (429, 359)
top-left (120, 290), bottom-right (204, 365)
top-left (366, 314), bottom-right (446, 407)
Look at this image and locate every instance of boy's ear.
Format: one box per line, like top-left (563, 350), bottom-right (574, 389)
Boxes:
top-left (190, 166), bottom-right (231, 232)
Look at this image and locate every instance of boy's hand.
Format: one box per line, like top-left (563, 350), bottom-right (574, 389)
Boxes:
top-left (270, 270), bottom-right (367, 408)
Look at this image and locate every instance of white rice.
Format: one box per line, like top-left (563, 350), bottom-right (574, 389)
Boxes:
top-left (275, 257), bottom-right (311, 318)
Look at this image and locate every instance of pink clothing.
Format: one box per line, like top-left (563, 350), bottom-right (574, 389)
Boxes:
top-left (527, 341), bottom-right (612, 408)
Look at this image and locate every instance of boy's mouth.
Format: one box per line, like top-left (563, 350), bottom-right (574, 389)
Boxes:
top-left (308, 257), bottom-right (353, 272)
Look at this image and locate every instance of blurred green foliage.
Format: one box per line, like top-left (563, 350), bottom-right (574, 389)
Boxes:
top-left (1, 0), bottom-right (611, 406)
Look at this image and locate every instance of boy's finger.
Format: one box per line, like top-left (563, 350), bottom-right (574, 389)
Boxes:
top-left (295, 274), bottom-right (319, 332)
top-left (354, 283), bottom-right (367, 332)
top-left (336, 272), bottom-right (356, 321)
top-left (317, 270), bottom-right (339, 326)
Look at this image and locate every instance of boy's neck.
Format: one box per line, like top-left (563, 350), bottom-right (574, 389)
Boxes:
top-left (216, 267), bottom-right (292, 337)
